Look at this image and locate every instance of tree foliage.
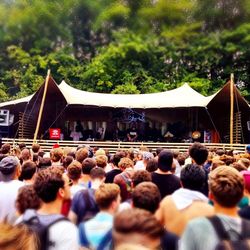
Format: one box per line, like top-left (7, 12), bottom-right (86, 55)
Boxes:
top-left (0, 0), bottom-right (249, 102)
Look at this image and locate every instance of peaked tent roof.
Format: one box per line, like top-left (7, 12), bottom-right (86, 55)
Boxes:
top-left (58, 81), bottom-right (210, 108)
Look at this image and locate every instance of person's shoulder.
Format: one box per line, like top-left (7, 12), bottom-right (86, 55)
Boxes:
top-left (114, 173), bottom-right (122, 182)
top-left (50, 219), bottom-right (77, 232)
top-left (187, 216), bottom-right (213, 230)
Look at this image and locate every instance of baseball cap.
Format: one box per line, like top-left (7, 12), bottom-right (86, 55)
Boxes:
top-left (246, 145), bottom-right (250, 153)
top-left (0, 156), bottom-right (19, 181)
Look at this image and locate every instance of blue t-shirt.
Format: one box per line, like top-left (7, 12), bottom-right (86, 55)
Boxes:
top-left (70, 188), bottom-right (99, 225)
top-left (79, 212), bottom-right (113, 249)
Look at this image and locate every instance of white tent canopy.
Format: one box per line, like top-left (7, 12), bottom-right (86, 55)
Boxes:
top-left (58, 81), bottom-right (214, 108)
top-left (0, 94), bottom-right (33, 108)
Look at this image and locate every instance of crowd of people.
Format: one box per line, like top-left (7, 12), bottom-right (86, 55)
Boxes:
top-left (0, 141), bottom-right (250, 250)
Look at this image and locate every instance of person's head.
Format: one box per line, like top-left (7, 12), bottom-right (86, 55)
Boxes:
top-left (15, 185), bottom-right (41, 215)
top-left (211, 159), bottom-right (225, 171)
top-left (111, 153), bottom-right (123, 168)
top-left (132, 170), bottom-right (152, 187)
top-left (189, 142), bottom-right (208, 165)
top-left (18, 143), bottom-right (26, 151)
top-left (95, 155), bottom-right (108, 168)
top-left (158, 150), bottom-right (173, 172)
top-left (1, 143), bottom-right (11, 154)
top-left (118, 157), bottom-right (134, 171)
top-left (177, 153), bottom-right (186, 166)
top-left (216, 149), bottom-right (225, 156)
top-left (132, 182), bottom-right (161, 213)
top-left (62, 155), bottom-right (74, 169)
top-left (113, 208), bottom-right (164, 250)
top-left (75, 148), bottom-right (89, 163)
top-left (31, 143), bottom-right (40, 153)
top-left (156, 148), bottom-right (163, 156)
top-left (90, 167), bottom-right (106, 181)
top-left (0, 223), bottom-right (38, 250)
top-left (67, 161), bottom-right (82, 181)
top-left (34, 166), bottom-right (71, 203)
top-left (142, 152), bottom-right (154, 163)
top-left (0, 156), bottom-right (20, 181)
top-left (172, 150), bottom-right (179, 159)
top-left (232, 162), bottom-right (247, 172)
top-left (146, 159), bottom-right (158, 173)
top-left (246, 145), bottom-right (250, 154)
top-left (20, 148), bottom-right (31, 162)
top-left (95, 149), bottom-right (106, 157)
top-left (180, 164), bottom-right (206, 192)
top-left (95, 183), bottom-right (120, 212)
top-left (82, 157), bottom-right (96, 175)
top-left (19, 161), bottom-right (37, 181)
top-left (238, 158), bottom-right (250, 169)
top-left (209, 166), bottom-right (244, 208)
top-left (37, 157), bottom-right (51, 170)
top-left (32, 153), bottom-right (39, 165)
top-left (51, 148), bottom-right (63, 163)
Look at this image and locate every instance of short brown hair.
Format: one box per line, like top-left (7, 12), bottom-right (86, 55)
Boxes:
top-left (34, 167), bottom-right (64, 203)
top-left (19, 161), bottom-right (37, 180)
top-left (132, 182), bottom-right (160, 213)
top-left (1, 143), bottom-right (11, 154)
top-left (67, 161), bottom-right (82, 180)
top-left (75, 148), bottom-right (89, 163)
top-left (113, 208), bottom-right (164, 244)
top-left (211, 159), bottom-right (225, 171)
top-left (51, 148), bottom-right (63, 162)
top-left (209, 166), bottom-right (244, 207)
top-left (118, 157), bottom-right (134, 170)
top-left (82, 158), bottom-right (96, 174)
top-left (132, 170), bottom-right (152, 187)
top-left (32, 143), bottom-right (40, 153)
top-left (95, 183), bottom-right (120, 210)
top-left (15, 185), bottom-right (41, 214)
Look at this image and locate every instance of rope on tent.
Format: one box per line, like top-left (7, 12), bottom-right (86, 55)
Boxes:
top-left (205, 107), bottom-right (222, 143)
top-left (41, 104), bottom-right (68, 139)
top-left (234, 88), bottom-right (244, 144)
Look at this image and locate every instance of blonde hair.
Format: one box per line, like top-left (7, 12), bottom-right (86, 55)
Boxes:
top-left (118, 157), bottom-right (134, 170)
top-left (95, 183), bottom-right (120, 209)
top-left (0, 223), bottom-right (38, 250)
top-left (209, 166), bottom-right (244, 207)
top-left (96, 155), bottom-right (108, 168)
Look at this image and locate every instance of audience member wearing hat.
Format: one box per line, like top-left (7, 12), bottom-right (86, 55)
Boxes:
top-left (0, 156), bottom-right (24, 224)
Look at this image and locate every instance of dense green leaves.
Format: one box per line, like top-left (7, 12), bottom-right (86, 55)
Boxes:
top-left (0, 0), bottom-right (249, 102)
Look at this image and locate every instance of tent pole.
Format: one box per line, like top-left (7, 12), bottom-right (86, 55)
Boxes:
top-left (230, 73), bottom-right (234, 145)
top-left (33, 69), bottom-right (50, 143)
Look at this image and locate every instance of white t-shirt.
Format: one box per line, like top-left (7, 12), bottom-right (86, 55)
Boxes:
top-left (70, 184), bottom-right (86, 199)
top-left (0, 180), bottom-right (24, 224)
top-left (70, 131), bottom-right (83, 141)
top-left (134, 160), bottom-right (145, 171)
top-left (49, 220), bottom-right (78, 250)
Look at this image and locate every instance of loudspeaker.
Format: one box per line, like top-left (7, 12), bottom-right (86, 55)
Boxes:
top-left (0, 110), bottom-right (10, 126)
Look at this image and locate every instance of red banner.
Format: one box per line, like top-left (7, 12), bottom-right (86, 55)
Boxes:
top-left (49, 128), bottom-right (61, 140)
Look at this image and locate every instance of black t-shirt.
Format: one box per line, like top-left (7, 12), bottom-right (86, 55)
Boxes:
top-left (239, 206), bottom-right (250, 220)
top-left (105, 169), bottom-right (122, 183)
top-left (151, 172), bottom-right (181, 199)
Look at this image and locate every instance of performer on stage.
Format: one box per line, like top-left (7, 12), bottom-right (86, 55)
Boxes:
top-left (127, 124), bottom-right (138, 142)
